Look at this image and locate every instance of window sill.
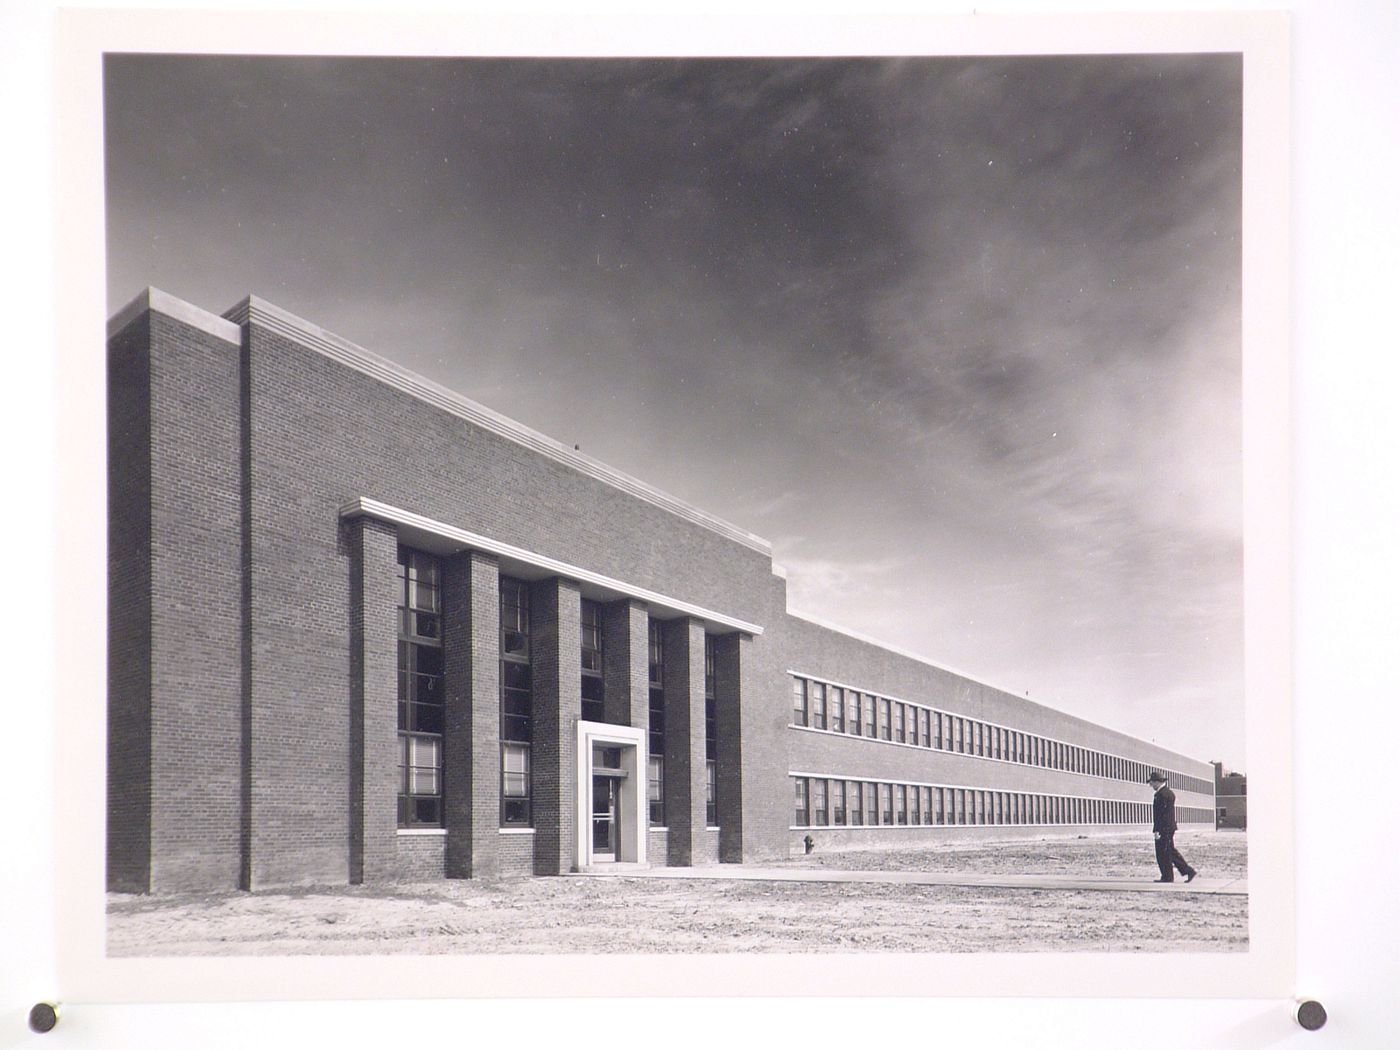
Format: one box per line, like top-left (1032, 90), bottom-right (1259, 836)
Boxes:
top-left (397, 828), bottom-right (446, 836)
top-left (499, 827), bottom-right (535, 834)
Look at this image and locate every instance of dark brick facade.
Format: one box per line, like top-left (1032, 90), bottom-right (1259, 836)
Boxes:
top-left (348, 517), bottom-right (399, 884)
top-left (530, 577), bottom-right (581, 876)
top-left (778, 614), bottom-right (1217, 845)
top-left (108, 306), bottom-right (244, 892)
top-left (107, 314), bottom-right (153, 894)
top-left (107, 291), bottom-right (1218, 892)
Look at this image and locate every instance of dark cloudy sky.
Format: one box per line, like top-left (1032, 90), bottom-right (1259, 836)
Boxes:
top-left (104, 54), bottom-right (1243, 769)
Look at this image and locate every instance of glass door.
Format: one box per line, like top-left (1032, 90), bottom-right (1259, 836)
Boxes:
top-left (591, 774), bottom-right (619, 861)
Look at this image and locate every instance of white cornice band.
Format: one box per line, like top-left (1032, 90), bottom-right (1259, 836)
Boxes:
top-left (224, 294), bottom-right (772, 557)
top-left (108, 287), bottom-right (242, 344)
top-left (341, 497), bottom-right (764, 637)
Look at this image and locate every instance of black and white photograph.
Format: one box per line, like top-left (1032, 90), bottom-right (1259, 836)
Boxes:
top-left (9, 7), bottom-right (1324, 1024)
top-left (21, 0), bottom-right (1400, 1045)
top-left (99, 46), bottom-right (1253, 959)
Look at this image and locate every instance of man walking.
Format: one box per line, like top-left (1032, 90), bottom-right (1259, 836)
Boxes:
top-left (1148, 770), bottom-right (1197, 883)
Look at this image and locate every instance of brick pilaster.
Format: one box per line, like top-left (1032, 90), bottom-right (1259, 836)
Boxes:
top-left (601, 598), bottom-right (649, 728)
top-left (529, 577), bottom-right (581, 875)
top-left (712, 631), bottom-right (747, 863)
top-left (443, 551), bottom-right (500, 878)
top-left (661, 617), bottom-right (707, 866)
top-left (348, 517), bottom-right (399, 883)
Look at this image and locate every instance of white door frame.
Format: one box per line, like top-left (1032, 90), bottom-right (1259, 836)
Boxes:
top-left (575, 720), bottom-right (648, 870)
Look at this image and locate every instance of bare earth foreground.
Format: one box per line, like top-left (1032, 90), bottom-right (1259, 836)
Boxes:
top-left (108, 831), bottom-right (1246, 955)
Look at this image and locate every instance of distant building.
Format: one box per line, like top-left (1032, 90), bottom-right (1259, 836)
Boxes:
top-left (106, 288), bottom-right (1220, 892)
top-left (1213, 761), bottom-right (1247, 829)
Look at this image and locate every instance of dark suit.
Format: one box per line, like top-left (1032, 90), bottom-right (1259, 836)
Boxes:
top-left (1152, 785), bottom-right (1195, 882)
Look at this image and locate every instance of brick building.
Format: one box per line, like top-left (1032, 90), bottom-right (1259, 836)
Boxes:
top-left (1213, 761), bottom-right (1247, 829)
top-left (107, 288), bottom-right (1218, 893)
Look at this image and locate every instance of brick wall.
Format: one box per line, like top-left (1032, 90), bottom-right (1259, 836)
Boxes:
top-left (234, 314), bottom-right (777, 886)
top-left (661, 617), bottom-right (706, 866)
top-left (497, 833), bottom-right (535, 876)
top-left (779, 613), bottom-right (1216, 816)
top-left (530, 577), bottom-right (581, 875)
top-left (111, 293), bottom-right (1221, 890)
top-left (729, 574), bottom-right (793, 863)
top-left (107, 311), bottom-right (246, 892)
top-left (601, 599), bottom-right (648, 730)
top-left (647, 827), bottom-right (669, 867)
top-left (394, 834), bottom-right (447, 880)
top-left (348, 517), bottom-right (399, 884)
top-left (443, 550), bottom-right (502, 878)
top-left (107, 315), bottom-right (153, 893)
top-left (697, 828), bottom-right (720, 866)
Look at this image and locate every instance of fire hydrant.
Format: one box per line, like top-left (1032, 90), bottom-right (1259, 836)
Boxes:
top-left (803, 834), bottom-right (815, 855)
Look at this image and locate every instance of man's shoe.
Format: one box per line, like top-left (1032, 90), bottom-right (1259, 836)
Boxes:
top-left (1185, 871), bottom-right (1197, 883)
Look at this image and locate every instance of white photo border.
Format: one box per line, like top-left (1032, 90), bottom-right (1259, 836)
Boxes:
top-left (46, 5), bottom-right (1292, 1009)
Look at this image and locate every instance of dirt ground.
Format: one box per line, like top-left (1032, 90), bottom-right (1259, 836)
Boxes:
top-left (107, 830), bottom-right (1246, 956)
top-left (773, 827), bottom-right (1248, 879)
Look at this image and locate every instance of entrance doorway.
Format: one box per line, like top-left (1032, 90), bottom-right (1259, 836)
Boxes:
top-left (591, 773), bottom-right (621, 861)
top-left (575, 720), bottom-right (647, 870)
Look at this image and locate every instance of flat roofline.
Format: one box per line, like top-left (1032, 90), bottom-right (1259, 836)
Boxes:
top-left (785, 608), bottom-right (1212, 770)
top-left (214, 292), bottom-right (772, 557)
top-left (108, 287), bottom-right (241, 344)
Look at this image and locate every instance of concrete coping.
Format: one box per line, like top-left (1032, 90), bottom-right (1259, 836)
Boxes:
top-left (108, 287), bottom-right (242, 344)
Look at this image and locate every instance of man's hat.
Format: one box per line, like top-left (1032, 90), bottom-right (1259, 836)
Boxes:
top-left (1147, 770), bottom-right (1167, 784)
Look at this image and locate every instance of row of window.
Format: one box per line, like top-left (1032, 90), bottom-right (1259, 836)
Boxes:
top-left (396, 546), bottom-right (723, 831)
top-left (791, 775), bottom-right (1214, 830)
top-left (646, 622), bottom-right (719, 828)
top-left (790, 675), bottom-right (1212, 796)
top-left (398, 550), bottom-right (444, 828)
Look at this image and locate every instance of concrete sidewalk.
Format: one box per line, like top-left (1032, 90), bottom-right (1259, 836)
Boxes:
top-left (573, 865), bottom-right (1248, 896)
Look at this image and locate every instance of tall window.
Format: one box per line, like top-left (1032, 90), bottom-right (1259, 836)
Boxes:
top-left (848, 781), bottom-right (863, 825)
top-left (829, 686), bottom-right (844, 733)
top-left (878, 698), bottom-right (892, 741)
top-left (832, 779), bottom-right (846, 825)
top-left (500, 576), bottom-right (532, 826)
top-left (863, 694), bottom-right (877, 738)
top-left (794, 778), bottom-right (808, 826)
top-left (580, 598), bottom-right (604, 723)
top-left (791, 677), bottom-right (808, 727)
top-left (397, 548), bottom-right (443, 828)
top-left (894, 703), bottom-right (906, 743)
top-left (811, 681), bottom-right (827, 731)
top-left (920, 709), bottom-right (931, 748)
top-left (896, 784), bottom-right (908, 825)
top-left (846, 689), bottom-right (860, 735)
top-left (705, 635), bottom-right (717, 827)
top-left (648, 620), bottom-right (665, 826)
top-left (879, 782), bottom-right (893, 825)
top-left (812, 779), bottom-right (828, 825)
